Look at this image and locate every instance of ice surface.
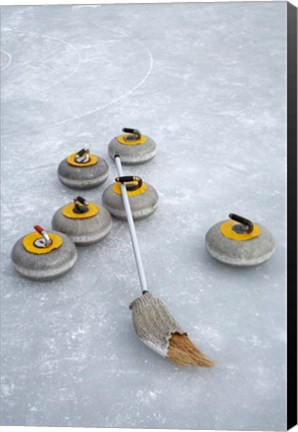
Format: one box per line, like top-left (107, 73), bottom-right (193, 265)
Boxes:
top-left (1, 2), bottom-right (286, 429)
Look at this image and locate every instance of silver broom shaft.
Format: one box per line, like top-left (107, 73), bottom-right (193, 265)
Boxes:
top-left (115, 155), bottom-right (148, 293)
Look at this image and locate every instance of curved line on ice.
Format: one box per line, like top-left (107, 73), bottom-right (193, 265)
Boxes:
top-left (1, 49), bottom-right (12, 71)
top-left (2, 28), bottom-right (82, 98)
top-left (2, 30), bottom-right (153, 138)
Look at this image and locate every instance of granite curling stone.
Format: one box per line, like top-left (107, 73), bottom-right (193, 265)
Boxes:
top-left (205, 213), bottom-right (275, 267)
top-left (52, 196), bottom-right (112, 246)
top-left (11, 225), bottom-right (77, 281)
top-left (102, 175), bottom-right (159, 220)
top-left (108, 128), bottom-right (156, 165)
top-left (58, 147), bottom-right (109, 189)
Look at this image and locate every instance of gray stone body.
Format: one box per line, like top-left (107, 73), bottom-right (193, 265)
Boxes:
top-left (58, 157), bottom-right (109, 189)
top-left (52, 206), bottom-right (112, 246)
top-left (108, 136), bottom-right (156, 164)
top-left (102, 183), bottom-right (159, 220)
top-left (205, 221), bottom-right (275, 267)
top-left (129, 292), bottom-right (184, 358)
top-left (11, 232), bottom-right (77, 281)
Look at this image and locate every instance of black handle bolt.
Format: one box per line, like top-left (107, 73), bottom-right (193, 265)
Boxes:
top-left (229, 213), bottom-right (254, 234)
top-left (75, 148), bottom-right (90, 163)
top-left (122, 128), bottom-right (142, 141)
top-left (115, 175), bottom-right (143, 191)
top-left (73, 196), bottom-right (89, 214)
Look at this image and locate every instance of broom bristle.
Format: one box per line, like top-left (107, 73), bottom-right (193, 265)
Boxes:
top-left (167, 332), bottom-right (215, 368)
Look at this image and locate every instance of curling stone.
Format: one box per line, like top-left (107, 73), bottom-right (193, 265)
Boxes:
top-left (11, 225), bottom-right (77, 281)
top-left (102, 175), bottom-right (159, 220)
top-left (205, 213), bottom-right (275, 267)
top-left (52, 196), bottom-right (112, 246)
top-left (108, 128), bottom-right (156, 164)
top-left (58, 147), bottom-right (109, 189)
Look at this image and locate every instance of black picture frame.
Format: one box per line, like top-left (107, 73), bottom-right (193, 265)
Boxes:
top-left (287, 2), bottom-right (297, 430)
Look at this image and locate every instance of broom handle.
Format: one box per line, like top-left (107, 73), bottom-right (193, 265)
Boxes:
top-left (115, 155), bottom-right (148, 294)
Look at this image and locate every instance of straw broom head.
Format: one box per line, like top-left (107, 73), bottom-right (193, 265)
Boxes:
top-left (130, 292), bottom-right (215, 368)
top-left (167, 332), bottom-right (214, 367)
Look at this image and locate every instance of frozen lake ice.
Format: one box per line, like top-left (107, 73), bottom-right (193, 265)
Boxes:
top-left (1, 2), bottom-right (287, 429)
